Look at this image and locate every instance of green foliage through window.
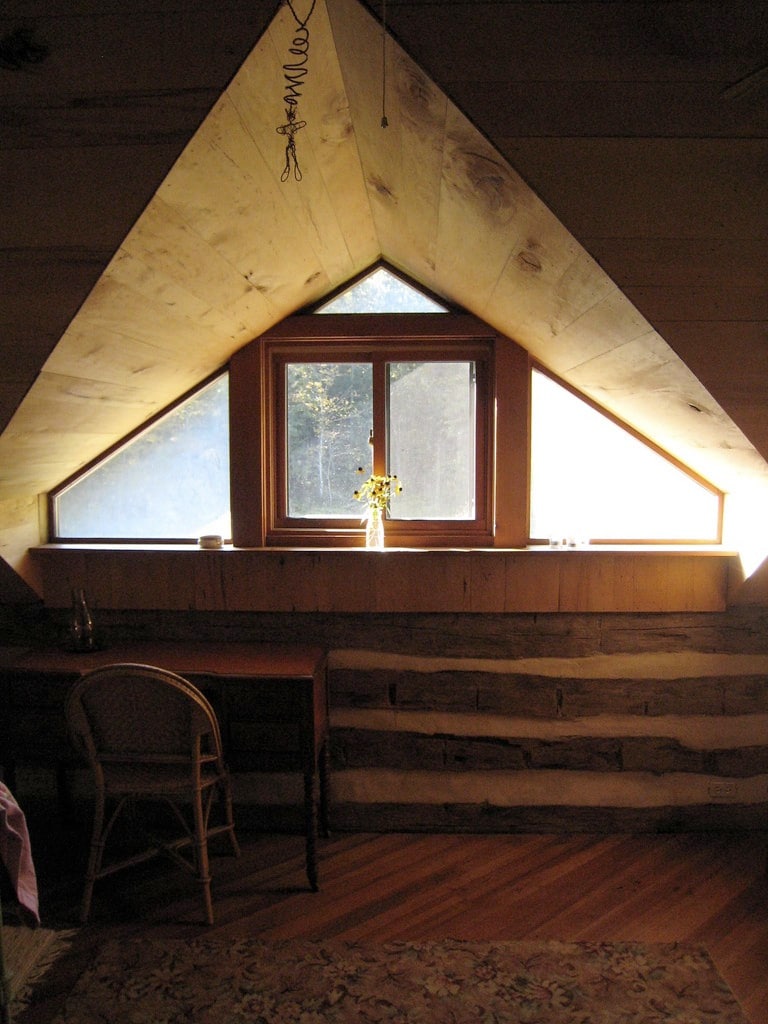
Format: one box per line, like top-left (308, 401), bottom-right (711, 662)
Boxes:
top-left (286, 363), bottom-right (372, 517)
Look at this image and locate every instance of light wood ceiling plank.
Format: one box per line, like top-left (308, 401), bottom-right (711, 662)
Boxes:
top-left (0, 371), bottom-right (159, 497)
top-left (0, 429), bottom-right (118, 467)
top-left (485, 240), bottom-right (620, 355)
top-left (41, 259), bottom-right (232, 384)
top-left (44, 318), bottom-right (221, 397)
top-left (326, 0), bottom-right (446, 284)
top-left (429, 100), bottom-right (628, 353)
top-left (431, 101), bottom-right (536, 315)
top-left (2, 371), bottom-right (155, 436)
top-left (566, 333), bottom-right (768, 494)
top-left (121, 197), bottom-right (277, 338)
top-left (523, 290), bottom-right (653, 377)
top-left (105, 247), bottom-right (252, 345)
top-left (290, 1), bottom-right (379, 272)
top-left (157, 92), bottom-right (335, 320)
top-left (227, 1), bottom-right (378, 281)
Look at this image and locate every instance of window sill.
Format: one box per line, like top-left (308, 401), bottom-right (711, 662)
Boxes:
top-left (32, 544), bottom-right (737, 613)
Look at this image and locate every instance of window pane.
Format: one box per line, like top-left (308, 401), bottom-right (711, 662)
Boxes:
top-left (530, 370), bottom-right (720, 542)
top-left (316, 266), bottom-right (447, 313)
top-left (388, 362), bottom-right (476, 520)
top-left (55, 375), bottom-right (230, 539)
top-left (286, 363), bottom-right (373, 517)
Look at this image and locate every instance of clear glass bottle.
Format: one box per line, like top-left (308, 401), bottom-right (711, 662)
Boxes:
top-left (67, 587), bottom-right (97, 651)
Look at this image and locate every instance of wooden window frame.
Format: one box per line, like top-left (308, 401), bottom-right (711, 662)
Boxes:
top-left (229, 314), bottom-right (531, 549)
top-left (268, 333), bottom-right (494, 547)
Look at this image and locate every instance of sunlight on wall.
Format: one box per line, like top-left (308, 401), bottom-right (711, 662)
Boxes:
top-left (722, 485), bottom-right (768, 579)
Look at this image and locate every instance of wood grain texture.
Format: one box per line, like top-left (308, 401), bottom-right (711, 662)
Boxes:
top-left (2, 0), bottom-right (766, 527)
top-left (29, 546), bottom-right (735, 613)
top-left (15, 826), bottom-right (768, 1024)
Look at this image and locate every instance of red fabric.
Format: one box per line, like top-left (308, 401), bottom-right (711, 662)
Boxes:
top-left (0, 780), bottom-right (39, 926)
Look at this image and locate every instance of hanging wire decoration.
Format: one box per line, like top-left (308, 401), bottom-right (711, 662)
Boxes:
top-left (277, 0), bottom-right (316, 181)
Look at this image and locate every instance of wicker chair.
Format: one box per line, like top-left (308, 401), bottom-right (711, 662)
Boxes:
top-left (65, 663), bottom-right (240, 925)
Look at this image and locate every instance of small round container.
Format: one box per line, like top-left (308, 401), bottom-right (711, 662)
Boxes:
top-left (198, 534), bottom-right (223, 549)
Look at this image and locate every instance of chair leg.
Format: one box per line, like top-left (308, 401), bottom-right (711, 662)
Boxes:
top-left (222, 779), bottom-right (240, 859)
top-left (191, 788), bottom-right (214, 926)
top-left (81, 787), bottom-right (107, 924)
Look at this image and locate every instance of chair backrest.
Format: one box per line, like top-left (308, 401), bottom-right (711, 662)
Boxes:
top-left (65, 662), bottom-right (223, 767)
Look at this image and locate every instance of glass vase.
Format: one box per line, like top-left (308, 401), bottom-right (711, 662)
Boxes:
top-left (66, 587), bottom-right (99, 651)
top-left (365, 506), bottom-right (385, 549)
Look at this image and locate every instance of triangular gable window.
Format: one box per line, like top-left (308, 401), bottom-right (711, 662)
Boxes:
top-left (530, 368), bottom-right (722, 544)
top-left (316, 266), bottom-right (448, 313)
top-left (53, 375), bottom-right (231, 541)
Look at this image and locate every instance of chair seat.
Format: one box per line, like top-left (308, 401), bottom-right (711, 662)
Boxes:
top-left (101, 761), bottom-right (223, 796)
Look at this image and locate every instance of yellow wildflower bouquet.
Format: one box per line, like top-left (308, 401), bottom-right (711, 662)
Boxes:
top-left (353, 469), bottom-right (403, 512)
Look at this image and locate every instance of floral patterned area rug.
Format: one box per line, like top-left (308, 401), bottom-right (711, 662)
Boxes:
top-left (52, 936), bottom-right (749, 1023)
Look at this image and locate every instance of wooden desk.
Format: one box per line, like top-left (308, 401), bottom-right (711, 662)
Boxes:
top-left (0, 642), bottom-right (328, 891)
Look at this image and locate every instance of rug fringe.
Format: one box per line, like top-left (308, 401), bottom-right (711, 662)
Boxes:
top-left (4, 926), bottom-right (78, 1008)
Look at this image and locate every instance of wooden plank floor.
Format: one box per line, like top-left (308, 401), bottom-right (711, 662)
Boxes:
top-left (17, 827), bottom-right (768, 1024)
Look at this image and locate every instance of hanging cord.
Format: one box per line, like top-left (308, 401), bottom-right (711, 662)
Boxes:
top-left (380, 0), bottom-right (388, 127)
top-left (277, 0), bottom-right (316, 181)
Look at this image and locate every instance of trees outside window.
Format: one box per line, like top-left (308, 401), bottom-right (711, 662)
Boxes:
top-left (266, 331), bottom-right (493, 546)
top-left (286, 361), bottom-right (372, 517)
top-left (283, 358), bottom-right (478, 523)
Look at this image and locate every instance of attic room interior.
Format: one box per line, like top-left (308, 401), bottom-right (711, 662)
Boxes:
top-left (0, 1), bottom-right (767, 1021)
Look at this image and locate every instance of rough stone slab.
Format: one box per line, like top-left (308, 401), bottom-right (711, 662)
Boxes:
top-left (395, 671), bottom-right (480, 711)
top-left (477, 675), bottom-right (559, 716)
top-left (331, 728), bottom-right (767, 776)
top-left (444, 738), bottom-right (528, 771)
top-left (330, 666), bottom-right (768, 718)
top-left (715, 745), bottom-right (768, 776)
top-left (621, 737), bottom-right (708, 774)
top-left (558, 677), bottom-right (728, 717)
top-left (330, 669), bottom-right (392, 708)
top-left (331, 729), bottom-right (446, 770)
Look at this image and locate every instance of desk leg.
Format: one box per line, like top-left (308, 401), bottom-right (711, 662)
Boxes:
top-left (303, 768), bottom-right (319, 892)
top-left (319, 742), bottom-right (330, 838)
